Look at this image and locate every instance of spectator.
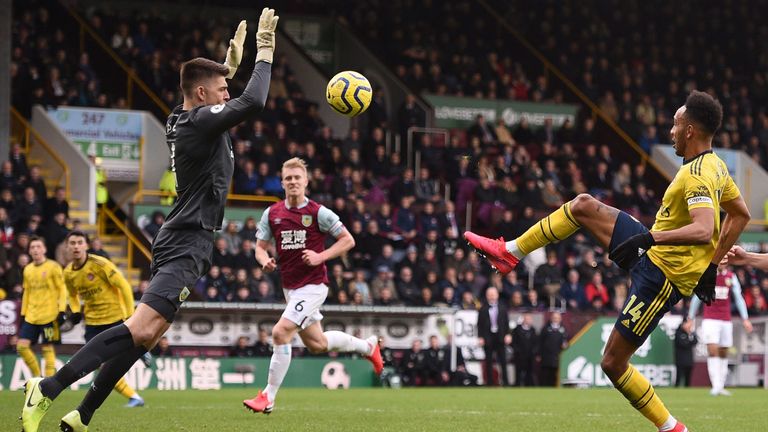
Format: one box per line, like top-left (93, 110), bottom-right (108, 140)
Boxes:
top-left (87, 236), bottom-right (110, 260)
top-left (44, 186), bottom-right (68, 222)
top-left (402, 339), bottom-right (428, 386)
top-left (424, 335), bottom-right (449, 386)
top-left (511, 313), bottom-right (538, 387)
top-left (674, 318), bottom-right (697, 387)
top-left (248, 329), bottom-right (271, 357)
top-left (585, 272), bottom-right (611, 308)
top-left (230, 336), bottom-right (255, 357)
top-left (539, 312), bottom-right (568, 386)
top-left (477, 287), bottom-right (510, 386)
top-left (143, 211), bottom-right (165, 239)
top-left (561, 269), bottom-right (587, 311)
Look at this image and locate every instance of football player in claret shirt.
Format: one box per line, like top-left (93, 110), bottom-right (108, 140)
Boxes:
top-left (59, 231), bottom-right (148, 430)
top-left (18, 236), bottom-right (66, 378)
top-left (688, 266), bottom-right (752, 396)
top-left (243, 157), bottom-right (383, 414)
top-left (465, 91), bottom-right (752, 431)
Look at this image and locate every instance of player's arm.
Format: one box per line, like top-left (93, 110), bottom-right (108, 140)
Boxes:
top-left (105, 262), bottom-right (135, 318)
top-left (20, 268), bottom-right (29, 318)
top-left (54, 265), bottom-right (67, 314)
top-left (254, 207), bottom-right (276, 272)
top-left (190, 9), bottom-right (277, 135)
top-left (303, 228), bottom-right (355, 267)
top-left (650, 207), bottom-right (714, 245)
top-left (64, 277), bottom-right (82, 315)
top-left (302, 206), bottom-right (355, 266)
top-left (687, 294), bottom-right (701, 321)
top-left (709, 195), bottom-right (751, 265)
top-left (723, 245), bottom-right (768, 270)
top-left (729, 273), bottom-right (753, 332)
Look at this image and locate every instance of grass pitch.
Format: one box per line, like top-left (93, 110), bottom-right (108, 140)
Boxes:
top-left (2, 387), bottom-right (767, 431)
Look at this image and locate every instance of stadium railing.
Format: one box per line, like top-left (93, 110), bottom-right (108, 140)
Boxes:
top-left (476, 0), bottom-right (672, 189)
top-left (62, 3), bottom-right (170, 117)
top-left (9, 107), bottom-right (71, 200)
top-left (98, 205), bottom-right (152, 268)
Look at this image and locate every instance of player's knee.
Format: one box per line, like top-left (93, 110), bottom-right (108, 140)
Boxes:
top-left (600, 355), bottom-right (624, 381)
top-left (569, 194), bottom-right (595, 220)
top-left (271, 326), bottom-right (291, 345)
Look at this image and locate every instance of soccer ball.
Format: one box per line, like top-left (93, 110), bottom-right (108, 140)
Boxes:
top-left (326, 71), bottom-right (372, 117)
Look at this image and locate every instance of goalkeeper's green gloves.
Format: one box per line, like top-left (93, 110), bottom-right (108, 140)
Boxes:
top-left (224, 20), bottom-right (247, 79)
top-left (256, 7), bottom-right (279, 64)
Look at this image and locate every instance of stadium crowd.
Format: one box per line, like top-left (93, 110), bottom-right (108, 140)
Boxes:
top-left (8, 1), bottom-right (768, 320)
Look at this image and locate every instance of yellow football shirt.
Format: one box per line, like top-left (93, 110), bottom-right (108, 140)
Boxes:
top-left (64, 254), bottom-right (135, 325)
top-left (647, 150), bottom-right (740, 296)
top-left (21, 259), bottom-right (67, 325)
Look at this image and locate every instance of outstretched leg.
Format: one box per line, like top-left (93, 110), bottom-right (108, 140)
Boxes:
top-left (466, 194), bottom-right (620, 273)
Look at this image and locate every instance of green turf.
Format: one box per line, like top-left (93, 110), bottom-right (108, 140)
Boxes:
top-left (3, 387), bottom-right (767, 431)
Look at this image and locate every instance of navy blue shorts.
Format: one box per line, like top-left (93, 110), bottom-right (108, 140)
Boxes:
top-left (84, 320), bottom-right (123, 342)
top-left (19, 320), bottom-right (61, 345)
top-left (610, 212), bottom-right (683, 346)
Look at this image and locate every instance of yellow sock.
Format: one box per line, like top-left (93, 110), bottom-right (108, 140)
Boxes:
top-left (114, 377), bottom-right (137, 399)
top-left (516, 202), bottom-right (581, 255)
top-left (17, 345), bottom-right (41, 377)
top-left (615, 364), bottom-right (670, 427)
top-left (41, 345), bottom-right (56, 377)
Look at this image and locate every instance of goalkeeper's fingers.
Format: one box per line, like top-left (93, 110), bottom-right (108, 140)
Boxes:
top-left (233, 20), bottom-right (247, 46)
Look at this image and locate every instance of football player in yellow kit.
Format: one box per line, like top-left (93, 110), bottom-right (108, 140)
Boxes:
top-left (59, 231), bottom-right (147, 431)
top-left (17, 236), bottom-right (66, 377)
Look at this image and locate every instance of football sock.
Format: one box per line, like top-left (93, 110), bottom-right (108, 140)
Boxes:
top-left (323, 331), bottom-right (371, 355)
top-left (658, 415), bottom-right (678, 431)
top-left (719, 357), bottom-right (729, 390)
top-left (615, 365), bottom-right (670, 427)
top-left (265, 344), bottom-right (291, 401)
top-left (511, 202), bottom-right (580, 256)
top-left (707, 357), bottom-right (720, 391)
top-left (77, 346), bottom-right (146, 425)
top-left (41, 345), bottom-right (56, 377)
top-left (114, 377), bottom-right (137, 399)
top-left (40, 324), bottom-right (135, 400)
top-left (17, 344), bottom-right (41, 377)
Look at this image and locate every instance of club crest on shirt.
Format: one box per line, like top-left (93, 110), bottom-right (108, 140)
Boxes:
top-left (87, 273), bottom-right (95, 281)
top-left (179, 286), bottom-right (190, 302)
top-left (301, 215), bottom-right (313, 227)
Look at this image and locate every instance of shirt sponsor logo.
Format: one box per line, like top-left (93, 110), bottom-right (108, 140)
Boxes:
top-left (280, 229), bottom-right (307, 250)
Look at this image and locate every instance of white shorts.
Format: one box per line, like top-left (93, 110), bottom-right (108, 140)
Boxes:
top-left (701, 318), bottom-right (733, 347)
top-left (281, 283), bottom-right (328, 330)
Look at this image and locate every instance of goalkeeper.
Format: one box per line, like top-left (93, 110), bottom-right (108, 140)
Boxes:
top-left (22, 9), bottom-right (276, 432)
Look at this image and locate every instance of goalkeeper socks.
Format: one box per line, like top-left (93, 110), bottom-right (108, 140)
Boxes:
top-left (615, 364), bottom-right (670, 427)
top-left (265, 344), bottom-right (292, 401)
top-left (323, 331), bottom-right (370, 355)
top-left (77, 346), bottom-right (146, 425)
top-left (114, 377), bottom-right (137, 399)
top-left (707, 357), bottom-right (720, 392)
top-left (40, 323), bottom-right (135, 400)
top-left (17, 344), bottom-right (41, 377)
top-left (512, 202), bottom-right (581, 256)
top-left (41, 345), bottom-right (56, 377)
